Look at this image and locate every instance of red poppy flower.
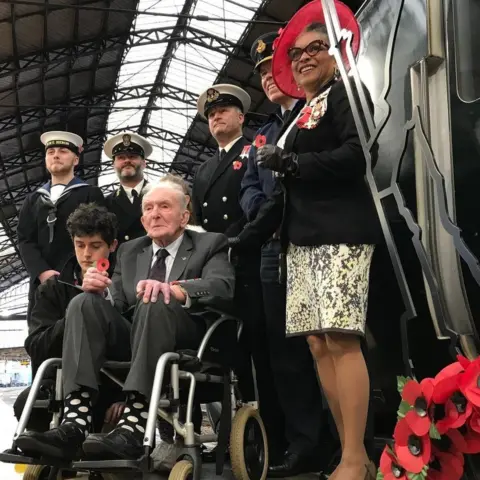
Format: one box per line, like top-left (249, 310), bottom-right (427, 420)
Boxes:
top-left (435, 392), bottom-right (472, 434)
top-left (96, 258), bottom-right (110, 272)
top-left (379, 446), bottom-right (408, 480)
top-left (459, 359), bottom-right (480, 408)
top-left (426, 446), bottom-right (464, 480)
top-left (296, 105), bottom-right (313, 129)
top-left (402, 378), bottom-right (434, 436)
top-left (394, 418), bottom-right (431, 473)
top-left (458, 421), bottom-right (480, 454)
top-left (232, 161), bottom-right (242, 171)
top-left (254, 135), bottom-right (267, 148)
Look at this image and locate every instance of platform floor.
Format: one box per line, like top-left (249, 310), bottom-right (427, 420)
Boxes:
top-left (0, 387), bottom-right (320, 480)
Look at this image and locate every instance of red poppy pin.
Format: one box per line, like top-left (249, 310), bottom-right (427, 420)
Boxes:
top-left (401, 378), bottom-right (435, 436)
top-left (254, 134), bottom-right (267, 148)
top-left (232, 160), bottom-right (242, 171)
top-left (296, 105), bottom-right (313, 129)
top-left (393, 417), bottom-right (431, 473)
top-left (95, 258), bottom-right (110, 272)
top-left (378, 446), bottom-right (408, 480)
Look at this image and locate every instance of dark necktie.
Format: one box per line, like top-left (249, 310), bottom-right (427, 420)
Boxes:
top-left (282, 109), bottom-right (292, 125)
top-left (149, 249), bottom-right (170, 282)
top-left (219, 149), bottom-right (226, 161)
top-left (131, 189), bottom-right (140, 206)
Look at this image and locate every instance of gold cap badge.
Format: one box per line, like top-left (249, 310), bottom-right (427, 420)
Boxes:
top-left (256, 39), bottom-right (266, 53)
top-left (122, 134), bottom-right (131, 146)
top-left (206, 88), bottom-right (220, 103)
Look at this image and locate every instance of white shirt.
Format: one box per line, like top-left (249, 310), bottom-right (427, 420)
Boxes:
top-left (122, 179), bottom-right (145, 203)
top-left (151, 233), bottom-right (184, 282)
top-left (220, 136), bottom-right (243, 155)
top-left (280, 99), bottom-right (299, 116)
top-left (50, 184), bottom-right (66, 203)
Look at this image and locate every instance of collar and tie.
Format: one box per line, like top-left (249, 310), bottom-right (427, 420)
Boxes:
top-left (219, 149), bottom-right (226, 160)
top-left (131, 189), bottom-right (141, 206)
top-left (282, 109), bottom-right (292, 125)
top-left (149, 249), bottom-right (170, 282)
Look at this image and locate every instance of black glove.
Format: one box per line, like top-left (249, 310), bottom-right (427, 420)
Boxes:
top-left (256, 144), bottom-right (299, 175)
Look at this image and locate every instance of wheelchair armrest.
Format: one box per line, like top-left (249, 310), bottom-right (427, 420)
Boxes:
top-left (196, 308), bottom-right (242, 361)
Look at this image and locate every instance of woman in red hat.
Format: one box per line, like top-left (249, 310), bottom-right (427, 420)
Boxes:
top-left (255, 1), bottom-right (381, 479)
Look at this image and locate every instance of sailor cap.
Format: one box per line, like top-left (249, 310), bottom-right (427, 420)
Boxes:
top-left (40, 131), bottom-right (84, 155)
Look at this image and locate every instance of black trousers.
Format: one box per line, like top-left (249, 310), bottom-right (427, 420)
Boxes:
top-left (260, 240), bottom-right (326, 456)
top-left (62, 292), bottom-right (205, 398)
top-left (233, 251), bottom-right (287, 458)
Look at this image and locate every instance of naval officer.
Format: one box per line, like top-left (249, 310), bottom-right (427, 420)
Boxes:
top-left (191, 84), bottom-right (282, 454)
top-left (17, 130), bottom-right (105, 323)
top-left (104, 132), bottom-right (153, 245)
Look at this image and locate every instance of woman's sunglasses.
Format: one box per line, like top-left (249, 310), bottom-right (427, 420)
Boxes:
top-left (287, 40), bottom-right (330, 62)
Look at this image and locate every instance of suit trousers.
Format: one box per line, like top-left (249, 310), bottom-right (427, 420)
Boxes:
top-left (233, 253), bottom-right (287, 459)
top-left (62, 292), bottom-right (205, 398)
top-left (261, 240), bottom-right (325, 456)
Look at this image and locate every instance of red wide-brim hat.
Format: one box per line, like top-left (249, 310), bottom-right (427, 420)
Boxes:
top-left (272, 0), bottom-right (360, 99)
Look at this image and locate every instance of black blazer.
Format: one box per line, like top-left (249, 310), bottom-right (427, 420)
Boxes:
top-left (282, 80), bottom-right (381, 246)
top-left (106, 181), bottom-right (148, 245)
top-left (192, 137), bottom-right (250, 238)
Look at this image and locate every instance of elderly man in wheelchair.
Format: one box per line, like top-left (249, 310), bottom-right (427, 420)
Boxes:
top-left (7, 179), bottom-right (268, 480)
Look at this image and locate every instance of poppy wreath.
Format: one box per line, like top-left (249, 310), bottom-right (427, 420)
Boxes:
top-left (377, 355), bottom-right (480, 480)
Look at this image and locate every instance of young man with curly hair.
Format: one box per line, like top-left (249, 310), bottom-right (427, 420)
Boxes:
top-left (15, 203), bottom-right (121, 432)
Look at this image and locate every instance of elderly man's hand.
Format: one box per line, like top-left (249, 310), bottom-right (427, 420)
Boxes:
top-left (136, 280), bottom-right (188, 305)
top-left (256, 144), bottom-right (299, 175)
top-left (82, 267), bottom-right (111, 294)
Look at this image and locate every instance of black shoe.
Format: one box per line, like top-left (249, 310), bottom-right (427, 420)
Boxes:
top-left (267, 451), bottom-right (320, 478)
top-left (82, 427), bottom-right (143, 460)
top-left (15, 423), bottom-right (85, 460)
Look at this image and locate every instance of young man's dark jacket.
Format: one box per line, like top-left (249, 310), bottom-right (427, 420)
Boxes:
top-left (25, 255), bottom-right (111, 377)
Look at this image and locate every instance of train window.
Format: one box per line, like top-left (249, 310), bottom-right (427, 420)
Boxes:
top-left (452, 0), bottom-right (480, 103)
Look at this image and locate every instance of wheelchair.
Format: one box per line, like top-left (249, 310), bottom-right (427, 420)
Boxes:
top-left (0, 307), bottom-right (268, 480)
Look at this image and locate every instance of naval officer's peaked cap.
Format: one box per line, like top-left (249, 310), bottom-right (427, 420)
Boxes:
top-left (197, 84), bottom-right (251, 119)
top-left (103, 131), bottom-right (153, 159)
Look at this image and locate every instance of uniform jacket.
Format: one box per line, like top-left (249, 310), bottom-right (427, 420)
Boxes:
top-left (111, 229), bottom-right (235, 316)
top-left (105, 180), bottom-right (149, 245)
top-left (24, 256), bottom-right (84, 375)
top-left (17, 177), bottom-right (105, 285)
top-left (191, 137), bottom-right (251, 238)
top-left (281, 80), bottom-right (381, 246)
top-left (240, 101), bottom-right (304, 222)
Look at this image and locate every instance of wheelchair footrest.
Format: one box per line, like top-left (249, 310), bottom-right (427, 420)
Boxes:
top-left (72, 457), bottom-right (145, 472)
top-left (0, 449), bottom-right (72, 468)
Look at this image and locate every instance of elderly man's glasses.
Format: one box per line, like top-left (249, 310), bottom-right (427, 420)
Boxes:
top-left (287, 40), bottom-right (330, 62)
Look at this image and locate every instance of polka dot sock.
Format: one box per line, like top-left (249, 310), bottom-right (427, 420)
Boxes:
top-left (62, 389), bottom-right (92, 437)
top-left (117, 392), bottom-right (149, 440)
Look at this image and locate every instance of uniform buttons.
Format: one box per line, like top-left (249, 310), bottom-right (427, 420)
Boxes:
top-left (222, 196), bottom-right (227, 202)
top-left (203, 219), bottom-right (208, 224)
top-left (203, 202), bottom-right (208, 207)
top-left (124, 235), bottom-right (129, 241)
top-left (223, 214), bottom-right (228, 220)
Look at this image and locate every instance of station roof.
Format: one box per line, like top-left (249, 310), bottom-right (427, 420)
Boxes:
top-left (0, 0), bottom-right (363, 318)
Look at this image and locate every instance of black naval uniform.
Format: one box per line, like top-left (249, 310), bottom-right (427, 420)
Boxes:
top-left (17, 177), bottom-right (105, 320)
top-left (192, 136), bottom-right (285, 458)
top-left (105, 180), bottom-right (148, 245)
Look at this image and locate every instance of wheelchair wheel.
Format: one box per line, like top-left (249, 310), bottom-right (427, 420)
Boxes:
top-left (168, 459), bottom-right (193, 480)
top-left (230, 406), bottom-right (268, 480)
top-left (22, 465), bottom-right (62, 480)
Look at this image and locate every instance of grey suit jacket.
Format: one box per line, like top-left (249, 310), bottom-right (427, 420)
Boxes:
top-left (111, 229), bottom-right (235, 315)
